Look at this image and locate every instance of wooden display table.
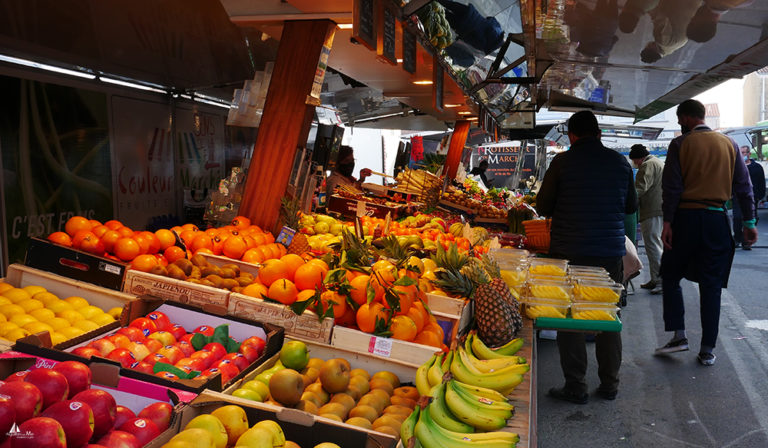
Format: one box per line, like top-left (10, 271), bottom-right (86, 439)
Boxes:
top-left (506, 319), bottom-right (537, 448)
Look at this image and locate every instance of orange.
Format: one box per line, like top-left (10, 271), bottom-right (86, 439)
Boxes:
top-left (268, 279), bottom-right (298, 305)
top-left (319, 291), bottom-right (347, 318)
top-left (349, 275), bottom-right (371, 306)
top-left (356, 302), bottom-right (388, 333)
top-left (241, 248), bottom-right (265, 264)
top-left (131, 254), bottom-right (159, 272)
top-left (411, 301), bottom-right (430, 327)
top-left (114, 238), bottom-right (141, 261)
top-left (390, 284), bottom-right (416, 315)
top-left (258, 259), bottom-right (289, 287)
top-left (133, 234), bottom-right (151, 254)
top-left (65, 216), bottom-right (91, 237)
top-left (251, 233), bottom-right (266, 247)
top-left (104, 220), bottom-right (124, 230)
top-left (88, 219), bottom-right (102, 229)
top-left (296, 289), bottom-right (316, 303)
top-left (204, 228), bottom-right (218, 238)
top-left (307, 258), bottom-right (329, 273)
top-left (155, 229), bottom-right (176, 250)
top-left (72, 230), bottom-right (97, 249)
top-left (47, 231), bottom-right (72, 247)
top-left (390, 315), bottom-right (417, 341)
top-left (423, 321), bottom-right (445, 342)
top-left (413, 330), bottom-right (442, 348)
top-left (212, 234), bottom-right (226, 255)
top-left (372, 259), bottom-right (395, 273)
top-left (335, 306), bottom-right (357, 326)
top-left (263, 232), bottom-right (275, 244)
top-left (222, 236), bottom-right (248, 260)
top-left (139, 231), bottom-right (161, 254)
top-left (241, 283), bottom-right (268, 299)
top-left (117, 226), bottom-right (134, 238)
top-left (280, 254), bottom-right (305, 281)
top-left (406, 306), bottom-right (425, 333)
top-left (243, 235), bottom-right (258, 250)
top-left (294, 263), bottom-right (326, 291)
top-left (91, 225), bottom-right (109, 238)
top-left (190, 234), bottom-right (213, 253)
top-left (181, 223), bottom-right (199, 233)
top-left (178, 230), bottom-right (197, 247)
top-left (100, 230), bottom-right (121, 253)
top-left (277, 243), bottom-right (287, 257)
top-left (163, 245), bottom-right (186, 263)
top-left (256, 245), bottom-right (273, 261)
top-left (231, 216), bottom-right (251, 229)
top-left (247, 225), bottom-right (263, 234)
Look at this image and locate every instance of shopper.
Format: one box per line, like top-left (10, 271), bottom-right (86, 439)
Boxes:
top-left (325, 146), bottom-right (372, 198)
top-left (469, 159), bottom-right (494, 189)
top-left (537, 110), bottom-right (638, 404)
top-left (732, 145), bottom-right (765, 250)
top-left (656, 99), bottom-right (757, 366)
top-left (629, 144), bottom-right (665, 293)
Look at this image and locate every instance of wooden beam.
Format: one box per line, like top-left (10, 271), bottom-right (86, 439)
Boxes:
top-left (239, 20), bottom-right (337, 233)
top-left (445, 120), bottom-right (471, 180)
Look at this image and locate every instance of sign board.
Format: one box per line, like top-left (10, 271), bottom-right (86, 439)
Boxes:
top-left (475, 145), bottom-right (536, 189)
top-left (308, 29), bottom-right (336, 105)
top-left (433, 58), bottom-right (444, 112)
top-left (353, 0), bottom-right (377, 51)
top-left (377, 1), bottom-right (397, 65)
top-left (402, 28), bottom-right (417, 74)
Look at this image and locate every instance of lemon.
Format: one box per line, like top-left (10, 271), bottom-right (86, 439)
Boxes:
top-left (89, 313), bottom-right (115, 327)
top-left (107, 307), bottom-right (124, 319)
top-left (44, 317), bottom-right (71, 331)
top-left (64, 296), bottom-right (89, 310)
top-left (57, 326), bottom-right (85, 339)
top-left (1, 288), bottom-right (31, 303)
top-left (0, 297), bottom-right (11, 307)
top-left (0, 322), bottom-right (20, 336)
top-left (0, 304), bottom-right (26, 319)
top-left (79, 305), bottom-right (103, 320)
top-left (4, 328), bottom-right (30, 341)
top-left (17, 299), bottom-right (44, 313)
top-left (57, 310), bottom-right (84, 324)
top-left (34, 292), bottom-right (60, 305)
top-left (22, 285), bottom-right (46, 297)
top-left (46, 300), bottom-right (74, 314)
top-left (0, 283), bottom-right (14, 294)
top-left (23, 321), bottom-right (54, 335)
top-left (0, 314), bottom-right (5, 324)
top-left (10, 314), bottom-right (37, 327)
top-left (50, 332), bottom-right (67, 346)
top-left (74, 320), bottom-right (100, 333)
top-left (29, 308), bottom-right (55, 322)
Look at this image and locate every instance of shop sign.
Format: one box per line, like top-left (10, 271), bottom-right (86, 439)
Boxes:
top-left (475, 145), bottom-right (536, 188)
top-left (402, 28), bottom-right (417, 74)
top-left (353, 0), bottom-right (377, 51)
top-left (377, 1), bottom-right (398, 65)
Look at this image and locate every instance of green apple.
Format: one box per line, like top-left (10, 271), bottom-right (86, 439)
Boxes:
top-left (280, 341), bottom-right (310, 370)
top-left (242, 379), bottom-right (270, 400)
top-left (184, 414), bottom-right (228, 448)
top-left (211, 405), bottom-right (249, 446)
top-left (235, 427), bottom-right (275, 448)
top-left (167, 428), bottom-right (216, 448)
top-left (232, 388), bottom-right (263, 402)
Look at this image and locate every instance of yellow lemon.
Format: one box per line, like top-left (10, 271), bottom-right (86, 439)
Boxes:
top-left (23, 321), bottom-right (54, 335)
top-left (1, 288), bottom-right (31, 303)
top-left (74, 320), bottom-right (99, 333)
top-left (22, 285), bottom-right (46, 297)
top-left (57, 326), bottom-right (85, 339)
top-left (79, 305), bottom-right (103, 320)
top-left (0, 283), bottom-right (14, 294)
top-left (29, 308), bottom-right (55, 322)
top-left (4, 328), bottom-right (30, 341)
top-left (50, 332), bottom-right (67, 346)
top-left (89, 313), bottom-right (115, 327)
top-left (0, 304), bottom-right (26, 319)
top-left (46, 300), bottom-right (74, 314)
top-left (0, 314), bottom-right (5, 324)
top-left (0, 322), bottom-right (20, 336)
top-left (64, 296), bottom-right (89, 310)
top-left (0, 297), bottom-right (11, 307)
top-left (34, 292), bottom-right (61, 305)
top-left (10, 314), bottom-right (37, 327)
top-left (107, 307), bottom-right (124, 319)
top-left (421, 258), bottom-right (438, 273)
top-left (17, 299), bottom-right (44, 313)
top-left (43, 317), bottom-right (71, 331)
top-left (57, 310), bottom-right (84, 324)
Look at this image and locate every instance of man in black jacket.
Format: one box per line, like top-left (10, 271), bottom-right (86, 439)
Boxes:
top-left (733, 145), bottom-right (765, 250)
top-left (537, 110), bottom-right (638, 404)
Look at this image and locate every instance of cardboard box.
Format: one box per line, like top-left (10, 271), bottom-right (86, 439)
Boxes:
top-left (14, 299), bottom-right (284, 393)
top-left (24, 237), bottom-right (127, 290)
top-left (4, 263), bottom-right (138, 348)
top-left (200, 253), bottom-right (260, 277)
top-left (228, 292), bottom-right (334, 343)
top-left (122, 269), bottom-right (231, 309)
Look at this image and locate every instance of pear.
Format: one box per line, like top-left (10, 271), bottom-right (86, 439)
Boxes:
top-left (165, 428), bottom-right (216, 448)
top-left (184, 415), bottom-right (228, 448)
top-left (210, 405), bottom-right (249, 446)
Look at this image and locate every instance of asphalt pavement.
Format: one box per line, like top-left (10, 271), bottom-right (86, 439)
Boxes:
top-left (536, 209), bottom-right (768, 448)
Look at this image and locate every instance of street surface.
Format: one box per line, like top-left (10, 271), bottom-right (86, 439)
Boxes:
top-left (537, 209), bottom-right (768, 448)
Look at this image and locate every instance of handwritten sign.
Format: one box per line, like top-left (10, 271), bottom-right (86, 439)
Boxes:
top-left (353, 0), bottom-right (376, 51)
top-left (377, 2), bottom-right (397, 65)
top-left (402, 28), bottom-right (416, 74)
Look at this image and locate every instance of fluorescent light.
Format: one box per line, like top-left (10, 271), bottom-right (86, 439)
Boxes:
top-left (458, 111), bottom-right (473, 115)
top-left (337, 23), bottom-right (353, 29)
top-left (100, 77), bottom-right (166, 93)
top-left (466, 117), bottom-right (478, 121)
top-left (0, 54), bottom-right (95, 79)
top-left (412, 80), bottom-right (433, 85)
top-left (445, 104), bottom-right (462, 108)
top-left (354, 112), bottom-right (404, 123)
top-left (397, 58), bottom-right (404, 63)
top-left (194, 98), bottom-right (233, 109)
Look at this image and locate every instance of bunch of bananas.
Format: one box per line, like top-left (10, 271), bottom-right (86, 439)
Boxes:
top-left (524, 304), bottom-right (567, 319)
top-left (418, 1), bottom-right (455, 50)
top-left (573, 284), bottom-right (620, 303)
top-left (402, 405), bottom-right (520, 448)
top-left (529, 264), bottom-right (567, 276)
top-left (572, 309), bottom-right (616, 321)
top-left (528, 284), bottom-right (570, 301)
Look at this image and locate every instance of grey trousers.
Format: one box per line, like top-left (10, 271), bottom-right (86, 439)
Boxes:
top-left (640, 216), bottom-right (663, 283)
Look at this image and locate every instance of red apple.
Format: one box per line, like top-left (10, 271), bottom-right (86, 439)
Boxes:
top-left (96, 431), bottom-right (141, 448)
top-left (113, 406), bottom-right (135, 431)
top-left (179, 333), bottom-right (195, 345)
top-left (107, 334), bottom-right (132, 349)
top-left (5, 371), bottom-right (29, 382)
top-left (132, 362), bottom-right (153, 375)
top-left (215, 360), bottom-right (240, 384)
top-left (128, 318), bottom-right (157, 337)
top-left (193, 325), bottom-right (214, 336)
top-left (241, 336), bottom-right (266, 356)
top-left (0, 396), bottom-right (15, 443)
top-left (143, 338), bottom-right (163, 354)
top-left (71, 389), bottom-right (115, 439)
top-left (156, 346), bottom-right (183, 365)
top-left (175, 341), bottom-right (195, 357)
top-left (88, 339), bottom-right (117, 357)
top-left (220, 352), bottom-right (250, 371)
top-left (189, 350), bottom-right (216, 369)
top-left (72, 347), bottom-right (101, 360)
top-left (155, 372), bottom-right (178, 380)
top-left (238, 344), bottom-right (262, 363)
top-left (126, 342), bottom-right (150, 362)
top-left (144, 353), bottom-right (167, 367)
top-left (118, 418), bottom-right (159, 445)
top-left (202, 342), bottom-right (226, 360)
top-left (41, 400), bottom-right (94, 448)
top-left (198, 367), bottom-right (220, 380)
top-left (23, 369), bottom-right (69, 410)
top-left (168, 324), bottom-right (186, 341)
top-left (0, 381), bottom-right (43, 423)
top-left (105, 348), bottom-right (136, 368)
top-left (52, 361), bottom-right (92, 398)
top-left (114, 328), bottom-right (145, 343)
top-left (175, 358), bottom-right (206, 371)
top-left (137, 402), bottom-right (172, 432)
top-left (146, 331), bottom-right (175, 347)
top-left (10, 417), bottom-right (65, 448)
top-left (145, 312), bottom-right (171, 331)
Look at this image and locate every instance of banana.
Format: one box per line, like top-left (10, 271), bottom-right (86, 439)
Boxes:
top-left (490, 337), bottom-right (525, 357)
top-left (428, 353), bottom-right (445, 387)
top-left (416, 397), bottom-right (519, 448)
top-left (450, 347), bottom-right (525, 392)
top-left (444, 380), bottom-right (509, 430)
top-left (441, 350), bottom-right (454, 371)
top-left (400, 407), bottom-right (422, 448)
top-left (416, 354), bottom-right (437, 397)
top-left (448, 380), bottom-right (514, 414)
top-left (460, 347), bottom-right (530, 376)
top-left (465, 348), bottom-right (525, 373)
top-left (470, 333), bottom-right (524, 361)
top-left (428, 382), bottom-right (475, 433)
top-left (451, 380), bottom-right (509, 402)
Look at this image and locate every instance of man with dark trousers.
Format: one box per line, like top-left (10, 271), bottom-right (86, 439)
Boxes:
top-left (655, 99), bottom-right (758, 366)
top-left (537, 110), bottom-right (638, 404)
top-left (732, 145), bottom-right (765, 250)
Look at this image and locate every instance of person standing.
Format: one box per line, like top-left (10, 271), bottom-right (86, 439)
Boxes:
top-left (732, 145), bottom-right (765, 250)
top-left (655, 99), bottom-right (757, 366)
top-left (537, 110), bottom-right (638, 404)
top-left (629, 144), bottom-right (665, 293)
top-left (325, 146), bottom-right (372, 198)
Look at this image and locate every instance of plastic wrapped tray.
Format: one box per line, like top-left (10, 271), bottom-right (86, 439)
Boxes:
top-left (529, 258), bottom-right (569, 276)
top-left (524, 280), bottom-right (572, 303)
top-left (523, 298), bottom-right (569, 319)
top-left (572, 281), bottom-right (623, 304)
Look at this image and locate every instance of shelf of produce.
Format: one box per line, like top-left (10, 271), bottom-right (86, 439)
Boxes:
top-left (437, 200), bottom-right (475, 217)
top-left (533, 316), bottom-right (622, 332)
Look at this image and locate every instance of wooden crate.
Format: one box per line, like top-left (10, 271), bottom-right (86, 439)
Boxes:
top-left (122, 269), bottom-right (230, 309)
top-left (330, 326), bottom-right (443, 367)
top-left (424, 293), bottom-right (471, 338)
top-left (200, 252), bottom-right (260, 277)
top-left (228, 292), bottom-right (334, 343)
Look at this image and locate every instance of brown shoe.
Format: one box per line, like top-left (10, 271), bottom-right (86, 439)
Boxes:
top-left (640, 281), bottom-right (656, 289)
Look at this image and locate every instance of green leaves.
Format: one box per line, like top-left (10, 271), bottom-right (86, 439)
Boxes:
top-left (153, 362), bottom-right (199, 379)
top-left (190, 325), bottom-right (240, 353)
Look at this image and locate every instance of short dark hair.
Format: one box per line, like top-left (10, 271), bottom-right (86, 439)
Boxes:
top-left (677, 99), bottom-right (705, 119)
top-left (629, 144), bottom-right (649, 159)
top-left (567, 110), bottom-right (600, 138)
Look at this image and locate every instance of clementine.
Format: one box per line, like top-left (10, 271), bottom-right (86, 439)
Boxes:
top-left (268, 279), bottom-right (298, 305)
top-left (294, 263), bottom-right (326, 291)
top-left (114, 237), bottom-right (141, 261)
top-left (222, 235), bottom-right (248, 260)
top-left (241, 283), bottom-right (268, 299)
top-left (47, 231), bottom-right (72, 247)
top-left (64, 216), bottom-right (91, 237)
top-left (356, 302), bottom-right (387, 333)
top-left (390, 315), bottom-right (417, 341)
top-left (154, 229), bottom-right (176, 250)
top-left (131, 254), bottom-right (159, 272)
top-left (348, 275), bottom-right (372, 306)
top-left (280, 254), bottom-right (305, 282)
top-left (258, 259), bottom-right (289, 287)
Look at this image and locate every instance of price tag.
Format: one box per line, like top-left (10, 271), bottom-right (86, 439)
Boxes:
top-left (368, 336), bottom-right (393, 357)
top-left (100, 262), bottom-right (123, 275)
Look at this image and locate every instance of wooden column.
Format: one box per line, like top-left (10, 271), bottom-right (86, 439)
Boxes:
top-left (239, 20), bottom-right (336, 232)
top-left (444, 120), bottom-right (471, 180)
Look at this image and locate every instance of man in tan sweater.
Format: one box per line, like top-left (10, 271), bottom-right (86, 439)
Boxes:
top-left (629, 144), bottom-right (665, 294)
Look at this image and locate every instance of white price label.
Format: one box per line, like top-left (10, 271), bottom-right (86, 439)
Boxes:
top-left (368, 336), bottom-right (393, 357)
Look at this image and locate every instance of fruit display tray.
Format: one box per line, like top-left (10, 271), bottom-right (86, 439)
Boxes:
top-left (122, 269), bottom-right (231, 309)
top-left (533, 316), bottom-right (622, 332)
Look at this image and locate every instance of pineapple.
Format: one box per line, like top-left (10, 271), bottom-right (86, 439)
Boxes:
top-left (279, 197), bottom-right (310, 255)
